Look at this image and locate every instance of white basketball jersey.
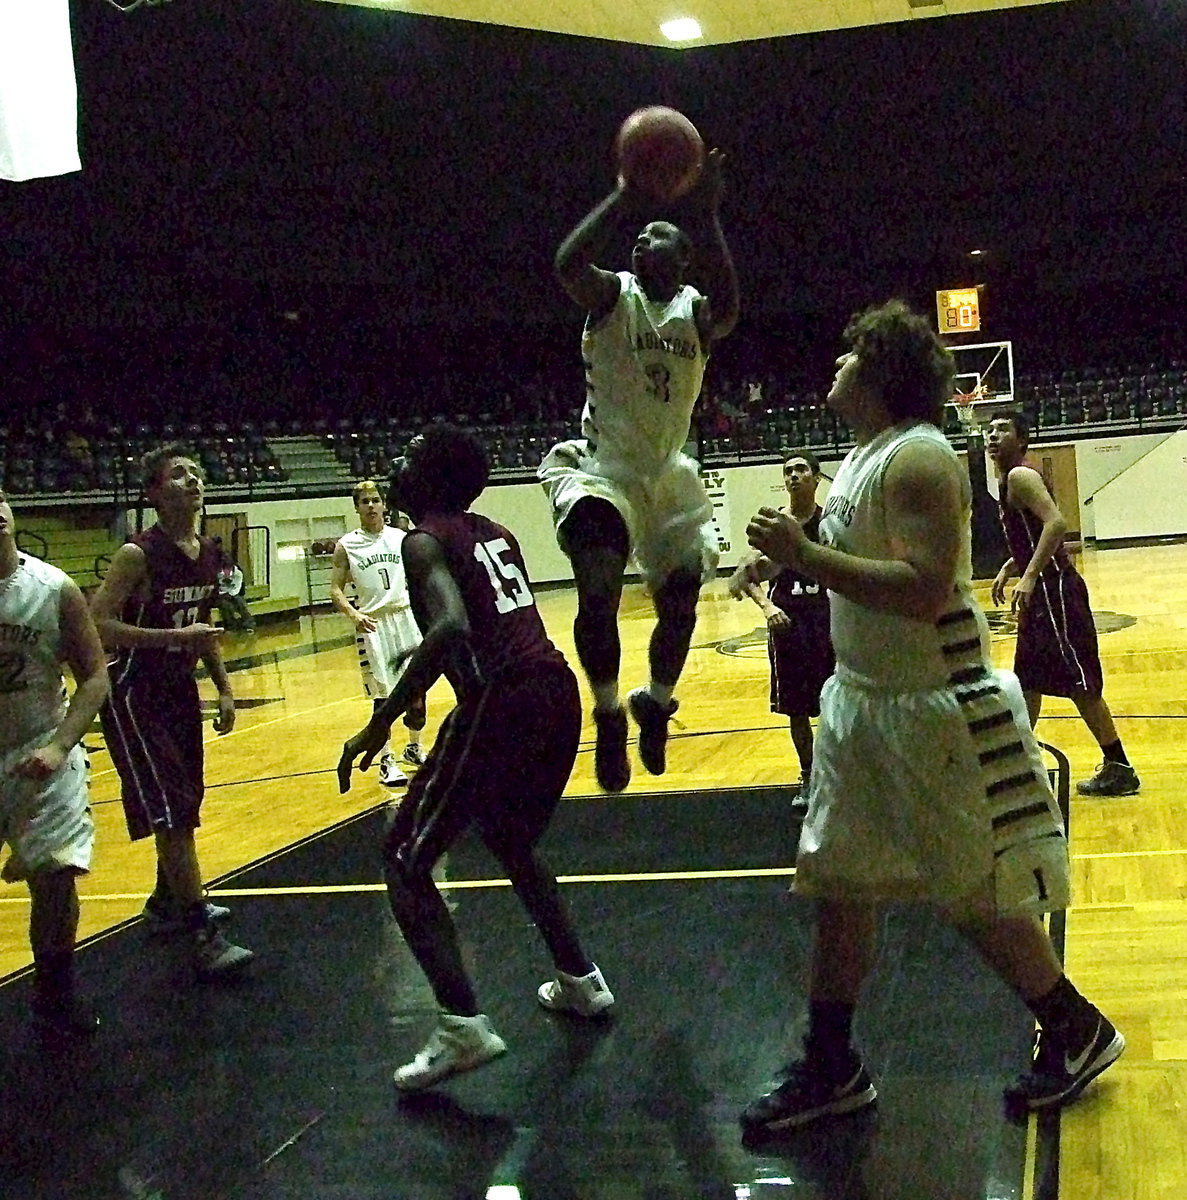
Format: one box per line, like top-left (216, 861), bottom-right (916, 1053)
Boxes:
top-left (339, 525), bottom-right (411, 615)
top-left (820, 421), bottom-right (988, 690)
top-left (581, 271), bottom-right (706, 470)
top-left (0, 554), bottom-right (69, 754)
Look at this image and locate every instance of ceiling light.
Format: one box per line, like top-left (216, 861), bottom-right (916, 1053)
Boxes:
top-left (660, 17), bottom-right (702, 42)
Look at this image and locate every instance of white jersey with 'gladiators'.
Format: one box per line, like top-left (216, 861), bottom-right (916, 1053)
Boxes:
top-left (0, 554), bottom-right (69, 756)
top-left (820, 421), bottom-right (988, 690)
top-left (339, 525), bottom-right (411, 615)
top-left (581, 271), bottom-right (706, 471)
top-left (808, 421), bottom-right (1068, 915)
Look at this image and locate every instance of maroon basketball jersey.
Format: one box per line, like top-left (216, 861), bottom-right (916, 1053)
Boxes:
top-left (109, 524), bottom-right (219, 685)
top-left (769, 506), bottom-right (829, 617)
top-left (999, 488), bottom-right (1073, 580)
top-left (413, 511), bottom-right (565, 683)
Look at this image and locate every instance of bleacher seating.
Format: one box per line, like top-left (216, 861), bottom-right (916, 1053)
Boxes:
top-left (2, 356), bottom-right (1185, 501)
top-left (0, 419), bottom-right (288, 499)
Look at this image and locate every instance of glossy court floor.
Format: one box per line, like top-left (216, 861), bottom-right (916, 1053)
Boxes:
top-left (1, 541), bottom-right (1185, 1200)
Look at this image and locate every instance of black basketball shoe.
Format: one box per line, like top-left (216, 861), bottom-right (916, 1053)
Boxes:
top-left (593, 706), bottom-right (630, 793)
top-left (741, 1054), bottom-right (876, 1134)
top-left (627, 688), bottom-right (678, 776)
top-left (1004, 1013), bottom-right (1125, 1111)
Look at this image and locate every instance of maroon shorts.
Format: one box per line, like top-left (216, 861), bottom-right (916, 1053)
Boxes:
top-left (768, 609), bottom-right (835, 718)
top-left (101, 673), bottom-right (205, 841)
top-left (386, 661), bottom-right (581, 873)
top-left (1013, 567), bottom-right (1104, 698)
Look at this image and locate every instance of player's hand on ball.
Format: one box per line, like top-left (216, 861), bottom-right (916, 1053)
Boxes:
top-left (690, 148), bottom-right (726, 209)
top-left (747, 507), bottom-right (805, 567)
top-left (337, 721), bottom-right (389, 794)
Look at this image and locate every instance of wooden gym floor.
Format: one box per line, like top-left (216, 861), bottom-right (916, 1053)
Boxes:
top-left (0, 540), bottom-right (1183, 1200)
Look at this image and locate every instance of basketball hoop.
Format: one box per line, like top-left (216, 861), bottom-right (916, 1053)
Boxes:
top-left (951, 384), bottom-right (985, 431)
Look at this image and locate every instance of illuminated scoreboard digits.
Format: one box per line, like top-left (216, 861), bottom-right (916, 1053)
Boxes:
top-left (937, 287), bottom-right (981, 333)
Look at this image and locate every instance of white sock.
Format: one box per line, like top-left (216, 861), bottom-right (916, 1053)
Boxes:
top-left (648, 681), bottom-right (675, 707)
top-left (592, 682), bottom-right (620, 712)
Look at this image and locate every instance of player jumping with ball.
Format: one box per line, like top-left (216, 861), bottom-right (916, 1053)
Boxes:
top-left (539, 124), bottom-right (739, 794)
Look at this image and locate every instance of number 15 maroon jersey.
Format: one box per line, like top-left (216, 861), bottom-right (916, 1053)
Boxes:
top-left (412, 511), bottom-right (566, 682)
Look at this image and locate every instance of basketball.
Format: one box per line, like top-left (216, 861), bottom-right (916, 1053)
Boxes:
top-left (614, 106), bottom-right (705, 202)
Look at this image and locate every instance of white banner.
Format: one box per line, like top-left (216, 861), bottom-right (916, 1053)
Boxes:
top-left (0, 0), bottom-right (80, 182)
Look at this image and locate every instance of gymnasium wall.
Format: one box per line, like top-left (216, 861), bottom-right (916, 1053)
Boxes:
top-left (193, 428), bottom-right (1184, 610)
top-left (1083, 430), bottom-right (1187, 541)
top-left (204, 458), bottom-right (844, 600)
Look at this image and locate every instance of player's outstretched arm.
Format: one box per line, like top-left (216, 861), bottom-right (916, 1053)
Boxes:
top-left (688, 149), bottom-right (739, 344)
top-left (554, 187), bottom-right (634, 313)
top-left (338, 532), bottom-right (482, 792)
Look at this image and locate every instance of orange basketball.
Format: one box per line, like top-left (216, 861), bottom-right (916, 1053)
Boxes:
top-left (614, 106), bottom-right (705, 202)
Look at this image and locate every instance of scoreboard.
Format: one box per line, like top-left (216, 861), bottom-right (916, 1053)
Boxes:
top-left (936, 287), bottom-right (981, 334)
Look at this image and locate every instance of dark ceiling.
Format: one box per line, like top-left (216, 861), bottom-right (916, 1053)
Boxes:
top-left (2, 0), bottom-right (1183, 350)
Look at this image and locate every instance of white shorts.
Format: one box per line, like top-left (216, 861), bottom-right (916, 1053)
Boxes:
top-left (538, 440), bottom-right (719, 588)
top-left (357, 606), bottom-right (421, 699)
top-left (0, 740), bottom-right (94, 882)
top-left (798, 666), bottom-right (1069, 918)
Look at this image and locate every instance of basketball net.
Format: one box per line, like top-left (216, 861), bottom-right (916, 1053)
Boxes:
top-left (951, 382), bottom-right (988, 431)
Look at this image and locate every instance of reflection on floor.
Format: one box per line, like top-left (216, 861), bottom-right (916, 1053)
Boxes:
top-left (0, 789), bottom-right (1041, 1200)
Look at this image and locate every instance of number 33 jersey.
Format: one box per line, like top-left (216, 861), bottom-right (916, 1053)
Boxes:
top-left (412, 512), bottom-right (566, 683)
top-left (339, 524), bottom-right (411, 614)
top-left (0, 553), bottom-right (69, 755)
top-left (581, 271), bottom-right (706, 472)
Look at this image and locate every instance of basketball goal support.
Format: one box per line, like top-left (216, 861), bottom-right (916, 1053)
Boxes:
top-left (945, 341), bottom-right (1015, 580)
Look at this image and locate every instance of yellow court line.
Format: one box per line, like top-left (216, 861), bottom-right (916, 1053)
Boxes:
top-left (0, 866), bottom-right (800, 907)
top-left (1071, 847), bottom-right (1187, 861)
top-left (218, 865), bottom-right (800, 895)
top-left (5, 864), bottom-right (1187, 909)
